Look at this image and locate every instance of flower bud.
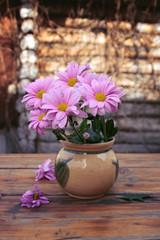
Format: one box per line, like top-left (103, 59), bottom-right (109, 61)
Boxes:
top-left (83, 132), bottom-right (90, 140)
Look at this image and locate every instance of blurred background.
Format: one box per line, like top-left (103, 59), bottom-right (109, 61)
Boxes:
top-left (0, 0), bottom-right (160, 153)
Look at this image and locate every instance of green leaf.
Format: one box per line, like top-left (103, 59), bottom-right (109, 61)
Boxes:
top-left (70, 134), bottom-right (83, 143)
top-left (105, 119), bottom-right (118, 141)
top-left (111, 127), bottom-right (118, 137)
top-left (92, 115), bottom-right (101, 133)
top-left (55, 161), bottom-right (70, 188)
top-left (87, 113), bottom-right (94, 120)
top-left (80, 118), bottom-right (88, 132)
top-left (120, 193), bottom-right (152, 202)
top-left (85, 128), bottom-right (103, 143)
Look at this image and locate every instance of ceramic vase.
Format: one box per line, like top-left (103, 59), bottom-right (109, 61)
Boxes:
top-left (55, 138), bottom-right (118, 199)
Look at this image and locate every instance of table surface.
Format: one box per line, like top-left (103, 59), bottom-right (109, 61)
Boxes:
top-left (0, 153), bottom-right (160, 240)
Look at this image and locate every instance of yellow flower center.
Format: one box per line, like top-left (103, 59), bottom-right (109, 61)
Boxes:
top-left (95, 93), bottom-right (106, 101)
top-left (38, 113), bottom-right (46, 121)
top-left (68, 78), bottom-right (77, 87)
top-left (33, 192), bottom-right (39, 200)
top-left (36, 90), bottom-right (46, 99)
top-left (58, 103), bottom-right (68, 112)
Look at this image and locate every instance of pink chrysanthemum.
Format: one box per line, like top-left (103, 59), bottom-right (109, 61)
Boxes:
top-left (22, 77), bottom-right (55, 109)
top-left (54, 62), bottom-right (91, 89)
top-left (29, 109), bottom-right (52, 135)
top-left (80, 79), bottom-right (125, 116)
top-left (20, 185), bottom-right (49, 208)
top-left (78, 72), bottom-right (111, 86)
top-left (42, 87), bottom-right (88, 129)
top-left (34, 159), bottom-right (56, 181)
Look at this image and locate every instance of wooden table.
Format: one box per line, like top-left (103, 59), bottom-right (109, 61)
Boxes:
top-left (0, 154), bottom-right (160, 240)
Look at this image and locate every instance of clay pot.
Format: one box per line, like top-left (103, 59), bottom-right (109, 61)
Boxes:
top-left (55, 138), bottom-right (118, 199)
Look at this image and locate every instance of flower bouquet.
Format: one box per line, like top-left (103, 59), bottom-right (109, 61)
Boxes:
top-left (22, 62), bottom-right (125, 199)
top-left (22, 62), bottom-right (125, 144)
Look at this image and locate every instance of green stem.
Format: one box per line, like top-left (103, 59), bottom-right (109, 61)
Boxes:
top-left (102, 116), bottom-right (107, 142)
top-left (68, 117), bottom-right (84, 143)
top-left (58, 129), bottom-right (70, 141)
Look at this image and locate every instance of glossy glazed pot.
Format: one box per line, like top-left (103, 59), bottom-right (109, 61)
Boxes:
top-left (55, 138), bottom-right (118, 199)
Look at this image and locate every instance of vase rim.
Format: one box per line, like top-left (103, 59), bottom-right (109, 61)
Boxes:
top-left (60, 138), bottom-right (115, 152)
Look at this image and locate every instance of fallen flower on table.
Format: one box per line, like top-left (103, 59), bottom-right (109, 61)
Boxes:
top-left (20, 185), bottom-right (50, 208)
top-left (34, 158), bottom-right (56, 181)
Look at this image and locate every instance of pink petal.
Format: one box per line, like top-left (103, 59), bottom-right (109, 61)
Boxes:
top-left (58, 116), bottom-right (67, 128)
top-left (81, 101), bottom-right (89, 108)
top-left (67, 91), bottom-right (81, 106)
top-left (91, 107), bottom-right (98, 116)
top-left (43, 159), bottom-right (51, 170)
top-left (89, 99), bottom-right (98, 108)
top-left (56, 111), bottom-right (66, 120)
top-left (76, 109), bottom-right (88, 118)
top-left (97, 107), bottom-right (105, 115)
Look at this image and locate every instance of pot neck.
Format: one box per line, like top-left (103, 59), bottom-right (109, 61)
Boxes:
top-left (60, 138), bottom-right (115, 153)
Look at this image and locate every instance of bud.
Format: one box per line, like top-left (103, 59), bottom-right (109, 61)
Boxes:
top-left (83, 132), bottom-right (90, 140)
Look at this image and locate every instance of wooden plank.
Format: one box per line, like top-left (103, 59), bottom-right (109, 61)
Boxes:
top-left (37, 58), bottom-right (160, 79)
top-left (37, 72), bottom-right (160, 90)
top-left (136, 23), bottom-right (160, 34)
top-left (37, 56), bottom-right (107, 73)
top-left (38, 28), bottom-right (160, 58)
top-left (65, 17), bottom-right (104, 28)
top-left (65, 18), bottom-right (132, 31)
top-left (114, 143), bottom-right (160, 154)
top-left (0, 154), bottom-right (160, 168)
top-left (37, 57), bottom-right (160, 75)
top-left (37, 141), bottom-right (61, 153)
top-left (38, 42), bottom-right (106, 57)
top-left (124, 36), bottom-right (160, 48)
top-left (122, 87), bottom-right (160, 101)
top-left (0, 154), bottom-right (160, 239)
top-left (118, 154), bottom-right (160, 161)
top-left (117, 102), bottom-right (160, 117)
top-left (38, 28), bottom-right (106, 44)
top-left (119, 59), bottom-right (160, 74)
top-left (0, 166), bottom-right (160, 184)
top-left (39, 74), bottom-right (160, 100)
top-left (38, 27), bottom-right (160, 47)
top-left (0, 162), bottom-right (160, 194)
top-left (1, 167), bottom-right (159, 186)
top-left (119, 157), bottom-right (160, 168)
top-left (0, 129), bottom-right (6, 153)
top-left (115, 117), bottom-right (160, 131)
top-left (114, 144), bottom-right (160, 154)
top-left (1, 196), bottom-right (160, 216)
top-left (1, 194), bottom-right (160, 210)
top-left (0, 196), bottom-right (160, 239)
top-left (0, 154), bottom-right (56, 168)
top-left (112, 73), bottom-right (160, 89)
top-left (116, 131), bottom-right (160, 145)
top-left (124, 47), bottom-right (160, 59)
top-left (38, 42), bottom-right (160, 59)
